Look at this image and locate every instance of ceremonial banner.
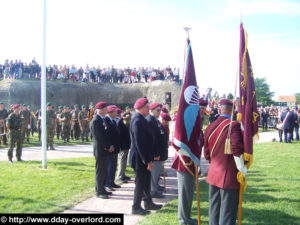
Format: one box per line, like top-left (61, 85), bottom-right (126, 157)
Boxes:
top-left (172, 38), bottom-right (202, 166)
top-left (237, 23), bottom-right (259, 169)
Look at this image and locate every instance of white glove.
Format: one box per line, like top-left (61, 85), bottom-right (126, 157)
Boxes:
top-left (234, 155), bottom-right (247, 176)
top-left (28, 124), bottom-right (31, 129)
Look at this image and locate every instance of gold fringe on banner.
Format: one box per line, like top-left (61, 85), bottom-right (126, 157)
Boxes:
top-left (224, 138), bottom-right (232, 154)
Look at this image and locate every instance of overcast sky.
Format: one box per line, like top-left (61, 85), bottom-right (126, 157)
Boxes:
top-left (0, 0), bottom-right (299, 99)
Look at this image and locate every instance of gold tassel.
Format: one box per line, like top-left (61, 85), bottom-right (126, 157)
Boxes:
top-left (224, 138), bottom-right (232, 154)
top-left (237, 112), bottom-right (242, 122)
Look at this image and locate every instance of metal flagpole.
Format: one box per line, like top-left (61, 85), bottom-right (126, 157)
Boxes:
top-left (41, 0), bottom-right (47, 169)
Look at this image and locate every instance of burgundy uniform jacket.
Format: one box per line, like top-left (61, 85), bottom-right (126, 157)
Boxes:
top-left (204, 116), bottom-right (244, 190)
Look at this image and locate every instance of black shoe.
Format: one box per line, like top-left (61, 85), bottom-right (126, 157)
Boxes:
top-left (8, 159), bottom-right (13, 164)
top-left (50, 145), bottom-right (55, 150)
top-left (17, 158), bottom-right (24, 162)
top-left (158, 185), bottom-right (164, 191)
top-left (132, 208), bottom-right (151, 215)
top-left (123, 175), bottom-right (131, 180)
top-left (105, 186), bottom-right (115, 192)
top-left (111, 183), bottom-right (121, 188)
top-left (116, 178), bottom-right (128, 184)
top-left (144, 202), bottom-right (163, 210)
top-left (151, 192), bottom-right (164, 199)
top-left (104, 191), bottom-right (112, 195)
top-left (96, 194), bottom-right (109, 199)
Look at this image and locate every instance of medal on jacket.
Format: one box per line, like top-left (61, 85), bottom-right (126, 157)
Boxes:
top-left (103, 122), bottom-right (108, 130)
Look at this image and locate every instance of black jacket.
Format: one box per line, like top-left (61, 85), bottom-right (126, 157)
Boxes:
top-left (117, 118), bottom-right (131, 150)
top-left (147, 114), bottom-right (165, 159)
top-left (90, 115), bottom-right (112, 158)
top-left (281, 111), bottom-right (294, 130)
top-left (129, 112), bottom-right (153, 169)
top-left (105, 117), bottom-right (121, 154)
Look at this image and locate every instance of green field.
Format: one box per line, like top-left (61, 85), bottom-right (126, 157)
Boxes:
top-left (139, 141), bottom-right (300, 225)
top-left (0, 157), bottom-right (134, 213)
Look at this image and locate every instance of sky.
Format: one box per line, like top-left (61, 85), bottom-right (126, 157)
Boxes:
top-left (0, 0), bottom-right (299, 99)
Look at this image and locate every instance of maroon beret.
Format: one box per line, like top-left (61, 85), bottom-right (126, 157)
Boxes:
top-left (12, 104), bottom-right (21, 109)
top-left (116, 108), bottom-right (122, 114)
top-left (219, 98), bottom-right (233, 106)
top-left (150, 103), bottom-right (162, 110)
top-left (161, 112), bottom-right (171, 121)
top-left (107, 105), bottom-right (117, 113)
top-left (161, 107), bottom-right (169, 113)
top-left (134, 98), bottom-right (149, 109)
top-left (199, 99), bottom-right (208, 107)
top-left (95, 101), bottom-right (108, 109)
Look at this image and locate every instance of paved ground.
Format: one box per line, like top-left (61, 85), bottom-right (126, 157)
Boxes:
top-left (0, 130), bottom-right (278, 224)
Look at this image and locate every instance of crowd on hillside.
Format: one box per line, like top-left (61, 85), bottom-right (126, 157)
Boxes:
top-left (0, 59), bottom-right (181, 84)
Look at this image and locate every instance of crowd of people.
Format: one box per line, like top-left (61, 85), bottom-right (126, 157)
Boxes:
top-left (0, 59), bottom-right (181, 84)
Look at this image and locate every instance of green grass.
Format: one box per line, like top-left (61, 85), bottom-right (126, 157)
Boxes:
top-left (0, 157), bottom-right (135, 213)
top-left (0, 132), bottom-right (93, 149)
top-left (139, 142), bottom-right (300, 225)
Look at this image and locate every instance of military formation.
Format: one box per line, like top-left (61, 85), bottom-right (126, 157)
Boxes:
top-left (0, 102), bottom-right (105, 163)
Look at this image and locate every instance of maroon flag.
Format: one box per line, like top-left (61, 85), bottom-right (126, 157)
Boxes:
top-left (237, 23), bottom-right (259, 169)
top-left (172, 38), bottom-right (202, 166)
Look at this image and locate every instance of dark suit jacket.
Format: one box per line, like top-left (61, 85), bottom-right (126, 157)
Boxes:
top-left (281, 111), bottom-right (294, 130)
top-left (104, 117), bottom-right (120, 154)
top-left (204, 116), bottom-right (244, 190)
top-left (117, 118), bottom-right (131, 150)
top-left (90, 114), bottom-right (112, 158)
top-left (129, 112), bottom-right (153, 169)
top-left (147, 114), bottom-right (162, 158)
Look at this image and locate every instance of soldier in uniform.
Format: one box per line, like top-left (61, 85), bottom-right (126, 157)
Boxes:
top-left (35, 109), bottom-right (42, 141)
top-left (71, 105), bottom-right (81, 140)
top-left (91, 101), bottom-right (114, 199)
top-left (147, 102), bottom-right (165, 199)
top-left (7, 104), bottom-right (14, 115)
top-left (60, 106), bottom-right (72, 143)
top-left (129, 98), bottom-right (162, 215)
top-left (7, 104), bottom-right (23, 163)
top-left (172, 99), bottom-right (207, 225)
top-left (46, 102), bottom-right (56, 150)
top-left (79, 105), bottom-right (89, 142)
top-left (204, 99), bottom-right (246, 225)
top-left (104, 105), bottom-right (121, 192)
top-left (55, 105), bottom-right (63, 140)
top-left (55, 106), bottom-right (63, 140)
top-left (20, 104), bottom-right (32, 144)
top-left (0, 102), bottom-right (9, 145)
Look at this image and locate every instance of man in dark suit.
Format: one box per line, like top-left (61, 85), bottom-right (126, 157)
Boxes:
top-left (129, 98), bottom-right (162, 215)
top-left (90, 101), bottom-right (114, 199)
top-left (281, 107), bottom-right (294, 143)
top-left (147, 102), bottom-right (165, 198)
top-left (104, 105), bottom-right (121, 191)
top-left (261, 108), bottom-right (269, 131)
top-left (204, 99), bottom-right (246, 225)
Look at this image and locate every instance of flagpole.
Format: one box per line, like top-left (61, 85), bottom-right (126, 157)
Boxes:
top-left (195, 165), bottom-right (201, 225)
top-left (41, 0), bottom-right (47, 169)
top-left (238, 183), bottom-right (243, 225)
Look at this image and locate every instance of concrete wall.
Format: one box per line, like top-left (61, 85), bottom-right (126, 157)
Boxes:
top-left (0, 80), bottom-right (181, 111)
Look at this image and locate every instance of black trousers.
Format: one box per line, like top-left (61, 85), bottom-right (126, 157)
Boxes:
top-left (132, 165), bottom-right (152, 210)
top-left (95, 155), bottom-right (109, 195)
top-left (209, 185), bottom-right (239, 225)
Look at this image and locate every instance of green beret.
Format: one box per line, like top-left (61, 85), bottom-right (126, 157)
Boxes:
top-left (58, 106), bottom-right (63, 109)
top-left (47, 102), bottom-right (52, 106)
top-left (125, 106), bottom-right (130, 109)
top-left (23, 104), bottom-right (27, 106)
top-left (64, 106), bottom-right (69, 109)
top-left (74, 104), bottom-right (78, 108)
top-left (0, 102), bottom-right (3, 105)
top-left (82, 105), bottom-right (86, 108)
top-left (10, 104), bottom-right (13, 107)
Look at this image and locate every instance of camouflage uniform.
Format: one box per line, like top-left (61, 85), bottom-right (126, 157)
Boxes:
top-left (60, 111), bottom-right (72, 143)
top-left (20, 109), bottom-right (31, 143)
top-left (55, 109), bottom-right (63, 140)
top-left (35, 110), bottom-right (42, 141)
top-left (7, 113), bottom-right (22, 161)
top-left (46, 109), bottom-right (56, 149)
top-left (79, 109), bottom-right (89, 142)
top-left (71, 109), bottom-right (80, 140)
top-left (0, 108), bottom-right (8, 145)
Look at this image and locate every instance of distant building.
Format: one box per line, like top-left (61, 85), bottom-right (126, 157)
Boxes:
top-left (278, 96), bottom-right (296, 108)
